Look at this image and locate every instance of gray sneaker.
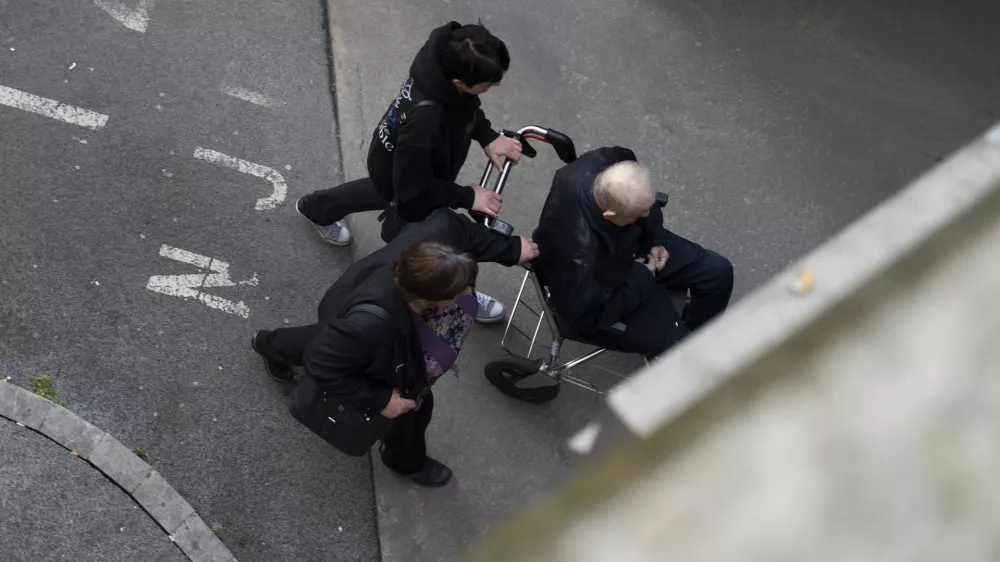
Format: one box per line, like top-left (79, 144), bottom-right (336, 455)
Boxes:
top-left (296, 197), bottom-right (351, 246)
top-left (475, 291), bottom-right (506, 324)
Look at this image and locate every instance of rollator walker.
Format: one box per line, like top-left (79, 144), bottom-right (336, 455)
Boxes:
top-left (473, 126), bottom-right (688, 404)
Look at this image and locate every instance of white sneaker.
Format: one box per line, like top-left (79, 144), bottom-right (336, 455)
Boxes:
top-left (296, 197), bottom-right (351, 246)
top-left (475, 291), bottom-right (505, 324)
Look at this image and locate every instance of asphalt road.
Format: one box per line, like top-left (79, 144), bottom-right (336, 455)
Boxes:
top-left (0, 418), bottom-right (187, 562)
top-left (4, 1), bottom-right (1000, 561)
top-left (0, 2), bottom-right (375, 561)
top-left (326, 0), bottom-right (1000, 559)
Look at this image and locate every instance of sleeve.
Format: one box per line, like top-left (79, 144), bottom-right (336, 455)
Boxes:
top-left (393, 106), bottom-right (475, 211)
top-left (548, 254), bottom-right (659, 334)
top-left (471, 107), bottom-right (501, 147)
top-left (447, 211), bottom-right (522, 265)
top-left (414, 209), bottom-right (522, 266)
top-left (302, 311), bottom-right (395, 413)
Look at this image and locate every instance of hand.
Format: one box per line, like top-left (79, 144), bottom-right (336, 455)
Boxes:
top-left (485, 136), bottom-right (522, 171)
top-left (380, 388), bottom-right (416, 419)
top-left (518, 236), bottom-right (539, 268)
top-left (635, 255), bottom-right (656, 275)
top-left (649, 245), bottom-right (669, 271)
top-left (470, 184), bottom-right (503, 218)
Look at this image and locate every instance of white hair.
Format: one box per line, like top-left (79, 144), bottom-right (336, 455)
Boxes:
top-left (593, 161), bottom-right (654, 216)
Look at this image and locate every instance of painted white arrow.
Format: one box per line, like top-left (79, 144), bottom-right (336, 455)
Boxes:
top-left (193, 147), bottom-right (287, 210)
top-left (146, 245), bottom-right (258, 318)
top-left (94, 0), bottom-right (155, 33)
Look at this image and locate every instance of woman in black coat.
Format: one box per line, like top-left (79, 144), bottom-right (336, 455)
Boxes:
top-left (251, 209), bottom-right (537, 486)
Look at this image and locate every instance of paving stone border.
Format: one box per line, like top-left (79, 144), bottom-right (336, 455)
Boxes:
top-left (0, 380), bottom-right (238, 562)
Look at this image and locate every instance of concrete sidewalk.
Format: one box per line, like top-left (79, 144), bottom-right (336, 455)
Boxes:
top-left (323, 0), bottom-right (1000, 560)
top-left (0, 380), bottom-right (235, 562)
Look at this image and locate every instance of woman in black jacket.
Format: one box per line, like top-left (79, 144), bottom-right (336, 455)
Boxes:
top-left (251, 209), bottom-right (538, 486)
top-left (296, 21), bottom-right (523, 324)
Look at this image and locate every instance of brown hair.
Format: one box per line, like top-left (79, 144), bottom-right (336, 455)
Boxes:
top-left (392, 240), bottom-right (478, 302)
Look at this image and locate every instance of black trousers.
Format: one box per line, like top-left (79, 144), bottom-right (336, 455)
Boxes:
top-left (299, 177), bottom-right (412, 242)
top-left (255, 326), bottom-right (432, 473)
top-left (584, 229), bottom-right (734, 357)
top-left (298, 177), bottom-right (388, 226)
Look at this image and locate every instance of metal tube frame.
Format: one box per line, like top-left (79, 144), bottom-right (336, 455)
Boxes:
top-left (478, 126), bottom-right (551, 228)
top-left (490, 125), bottom-right (626, 395)
top-left (499, 270), bottom-right (622, 395)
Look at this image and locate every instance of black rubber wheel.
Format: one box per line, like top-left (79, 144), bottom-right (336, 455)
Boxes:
top-left (484, 356), bottom-right (561, 403)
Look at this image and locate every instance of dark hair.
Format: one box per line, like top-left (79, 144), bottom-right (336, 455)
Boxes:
top-left (393, 241), bottom-right (478, 302)
top-left (440, 23), bottom-right (510, 86)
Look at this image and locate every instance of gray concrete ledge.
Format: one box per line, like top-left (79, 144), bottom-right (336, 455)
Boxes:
top-left (0, 380), bottom-right (238, 562)
top-left (600, 120), bottom-right (1000, 446)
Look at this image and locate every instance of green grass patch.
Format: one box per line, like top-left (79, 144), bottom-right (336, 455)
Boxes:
top-left (27, 376), bottom-right (66, 407)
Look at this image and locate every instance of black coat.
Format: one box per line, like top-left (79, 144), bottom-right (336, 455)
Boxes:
top-left (532, 147), bottom-right (667, 335)
top-left (302, 209), bottom-right (521, 413)
top-left (367, 22), bottom-right (501, 223)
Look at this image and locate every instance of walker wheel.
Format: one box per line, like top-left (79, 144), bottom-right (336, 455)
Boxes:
top-left (484, 356), bottom-right (560, 403)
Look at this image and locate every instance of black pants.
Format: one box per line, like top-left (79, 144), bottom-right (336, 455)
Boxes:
top-left (255, 326), bottom-right (432, 473)
top-left (584, 229), bottom-right (734, 357)
top-left (298, 177), bottom-right (388, 226)
top-left (300, 178), bottom-right (411, 242)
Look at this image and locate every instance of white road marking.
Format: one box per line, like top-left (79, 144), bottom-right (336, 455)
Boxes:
top-left (94, 0), bottom-right (155, 33)
top-left (193, 147), bottom-right (287, 210)
top-left (146, 245), bottom-right (257, 318)
top-left (72, 136), bottom-right (89, 144)
top-left (68, 62), bottom-right (76, 70)
top-left (220, 86), bottom-right (285, 108)
top-left (0, 85), bottom-right (108, 130)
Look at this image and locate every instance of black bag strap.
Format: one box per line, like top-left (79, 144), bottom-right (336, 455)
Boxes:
top-left (295, 303), bottom-right (390, 397)
top-left (286, 303), bottom-right (393, 400)
top-left (399, 99), bottom-right (439, 125)
top-left (385, 99), bottom-right (441, 220)
top-left (346, 303), bottom-right (391, 323)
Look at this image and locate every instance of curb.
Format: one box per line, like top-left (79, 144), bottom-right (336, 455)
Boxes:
top-left (323, 4), bottom-right (395, 561)
top-left (0, 381), bottom-right (237, 562)
top-left (324, 0), bottom-right (385, 265)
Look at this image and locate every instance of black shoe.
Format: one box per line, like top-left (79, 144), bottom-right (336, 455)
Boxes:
top-left (251, 330), bottom-right (294, 382)
top-left (402, 458), bottom-right (452, 488)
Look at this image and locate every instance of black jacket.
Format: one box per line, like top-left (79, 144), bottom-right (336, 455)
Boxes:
top-left (367, 22), bottom-right (501, 223)
top-left (302, 209), bottom-right (521, 413)
top-left (532, 147), bottom-right (667, 335)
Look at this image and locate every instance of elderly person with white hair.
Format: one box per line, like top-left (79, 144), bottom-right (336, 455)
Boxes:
top-left (532, 147), bottom-right (733, 358)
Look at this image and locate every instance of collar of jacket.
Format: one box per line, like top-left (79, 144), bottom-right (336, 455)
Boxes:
top-left (581, 183), bottom-right (639, 257)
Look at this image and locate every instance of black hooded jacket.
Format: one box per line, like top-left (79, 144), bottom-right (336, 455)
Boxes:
top-left (367, 22), bottom-right (502, 223)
